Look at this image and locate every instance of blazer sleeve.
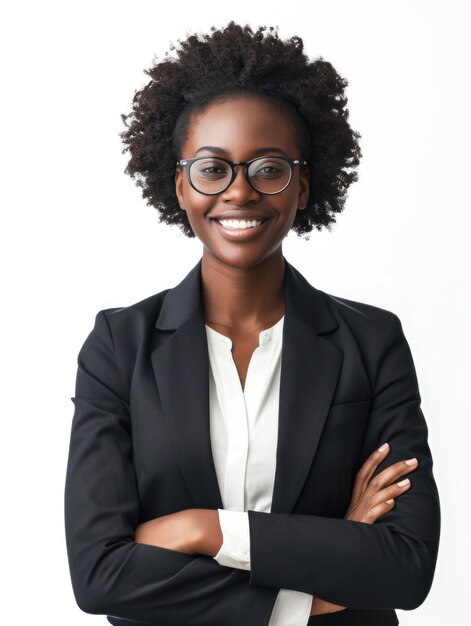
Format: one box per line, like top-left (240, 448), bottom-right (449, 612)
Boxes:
top-left (64, 310), bottom-right (278, 626)
top-left (247, 312), bottom-right (441, 611)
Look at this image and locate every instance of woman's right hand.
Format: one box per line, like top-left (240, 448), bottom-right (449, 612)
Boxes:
top-left (309, 442), bottom-right (419, 616)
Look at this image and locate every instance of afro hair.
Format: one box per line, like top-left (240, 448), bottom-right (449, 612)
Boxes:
top-left (120, 22), bottom-right (362, 238)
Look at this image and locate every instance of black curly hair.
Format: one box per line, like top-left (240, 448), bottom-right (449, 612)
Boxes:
top-left (120, 22), bottom-right (362, 238)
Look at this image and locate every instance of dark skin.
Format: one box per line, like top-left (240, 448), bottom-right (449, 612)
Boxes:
top-left (176, 96), bottom-right (309, 390)
top-left (134, 94), bottom-right (419, 616)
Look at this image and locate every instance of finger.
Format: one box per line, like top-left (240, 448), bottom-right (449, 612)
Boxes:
top-left (365, 459), bottom-right (417, 499)
top-left (375, 457), bottom-right (419, 490)
top-left (368, 477), bottom-right (412, 508)
top-left (351, 442), bottom-right (391, 502)
top-left (352, 442), bottom-right (390, 493)
top-left (362, 498), bottom-right (396, 525)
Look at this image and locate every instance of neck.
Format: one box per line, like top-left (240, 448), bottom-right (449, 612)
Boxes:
top-left (201, 251), bottom-right (286, 334)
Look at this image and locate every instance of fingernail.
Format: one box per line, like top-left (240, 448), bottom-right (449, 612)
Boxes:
top-left (386, 498), bottom-right (394, 504)
top-left (378, 442), bottom-right (389, 452)
top-left (397, 478), bottom-right (410, 487)
top-left (405, 458), bottom-right (418, 466)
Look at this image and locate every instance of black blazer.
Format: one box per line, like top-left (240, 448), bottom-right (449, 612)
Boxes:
top-left (64, 257), bottom-right (440, 626)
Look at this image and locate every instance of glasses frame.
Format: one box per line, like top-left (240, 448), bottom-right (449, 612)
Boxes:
top-left (176, 155), bottom-right (308, 196)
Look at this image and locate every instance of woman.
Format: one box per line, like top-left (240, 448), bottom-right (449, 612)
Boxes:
top-left (64, 22), bottom-right (441, 626)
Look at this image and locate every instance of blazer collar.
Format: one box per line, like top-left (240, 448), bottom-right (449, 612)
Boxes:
top-left (155, 256), bottom-right (337, 334)
top-left (151, 256), bottom-right (342, 513)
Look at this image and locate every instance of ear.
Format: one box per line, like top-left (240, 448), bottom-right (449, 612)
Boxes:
top-left (175, 167), bottom-right (186, 211)
top-left (297, 165), bottom-right (310, 211)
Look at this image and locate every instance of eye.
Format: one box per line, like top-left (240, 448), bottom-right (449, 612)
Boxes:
top-left (192, 159), bottom-right (230, 179)
top-left (251, 160), bottom-right (288, 179)
top-left (258, 165), bottom-right (282, 175)
top-left (201, 166), bottom-right (225, 174)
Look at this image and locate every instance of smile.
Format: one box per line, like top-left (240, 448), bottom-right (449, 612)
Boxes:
top-left (212, 217), bottom-right (271, 240)
top-left (217, 219), bottom-right (265, 229)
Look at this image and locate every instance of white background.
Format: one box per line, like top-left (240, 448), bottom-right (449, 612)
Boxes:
top-left (1, 0), bottom-right (469, 624)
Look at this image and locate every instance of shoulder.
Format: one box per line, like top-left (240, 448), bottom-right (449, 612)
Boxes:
top-left (316, 287), bottom-right (401, 347)
top-left (95, 261), bottom-right (203, 339)
top-left (285, 260), bottom-right (398, 340)
top-left (322, 290), bottom-right (396, 324)
top-left (310, 276), bottom-right (401, 350)
top-left (95, 288), bottom-right (171, 343)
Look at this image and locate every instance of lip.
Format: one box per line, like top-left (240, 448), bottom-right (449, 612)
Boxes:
top-left (211, 217), bottom-right (271, 241)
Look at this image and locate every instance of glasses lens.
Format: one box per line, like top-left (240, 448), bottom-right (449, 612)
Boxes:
top-left (248, 157), bottom-right (292, 193)
top-left (189, 158), bottom-right (232, 194)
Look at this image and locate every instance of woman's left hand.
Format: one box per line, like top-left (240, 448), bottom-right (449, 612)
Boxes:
top-left (134, 509), bottom-right (223, 557)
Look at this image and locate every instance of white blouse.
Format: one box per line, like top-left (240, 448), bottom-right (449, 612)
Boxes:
top-left (205, 315), bottom-right (313, 626)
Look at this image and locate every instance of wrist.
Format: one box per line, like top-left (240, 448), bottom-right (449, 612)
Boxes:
top-left (194, 509), bottom-right (223, 556)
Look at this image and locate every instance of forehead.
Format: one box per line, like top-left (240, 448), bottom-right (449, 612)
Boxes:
top-left (183, 95), bottom-right (300, 157)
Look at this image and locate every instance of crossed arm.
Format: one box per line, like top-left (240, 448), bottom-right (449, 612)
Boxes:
top-left (133, 436), bottom-right (427, 618)
top-left (134, 507), bottom-right (223, 559)
top-left (134, 507), bottom-right (342, 617)
top-left (64, 310), bottom-right (440, 625)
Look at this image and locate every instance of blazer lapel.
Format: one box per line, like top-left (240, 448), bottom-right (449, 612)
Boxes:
top-left (151, 260), bottom-right (224, 510)
top-left (270, 262), bottom-right (342, 513)
top-left (150, 257), bottom-right (342, 513)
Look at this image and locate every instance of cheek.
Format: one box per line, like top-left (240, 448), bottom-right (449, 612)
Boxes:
top-left (179, 180), bottom-right (213, 215)
top-left (274, 191), bottom-right (301, 219)
top-left (182, 196), bottom-right (216, 237)
top-left (186, 196), bottom-right (214, 218)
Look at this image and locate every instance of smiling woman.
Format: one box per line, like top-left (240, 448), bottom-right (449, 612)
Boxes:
top-left (64, 21), bottom-right (440, 626)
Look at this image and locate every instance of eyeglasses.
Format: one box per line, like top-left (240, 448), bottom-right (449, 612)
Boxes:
top-left (176, 155), bottom-right (308, 196)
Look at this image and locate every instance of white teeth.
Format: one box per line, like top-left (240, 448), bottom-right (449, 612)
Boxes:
top-left (217, 219), bottom-right (264, 229)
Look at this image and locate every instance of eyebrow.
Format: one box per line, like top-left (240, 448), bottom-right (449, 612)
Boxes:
top-left (194, 146), bottom-right (289, 156)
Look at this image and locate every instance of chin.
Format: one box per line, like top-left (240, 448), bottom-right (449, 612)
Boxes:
top-left (206, 248), bottom-right (279, 271)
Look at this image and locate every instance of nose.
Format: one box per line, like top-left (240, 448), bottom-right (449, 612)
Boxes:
top-left (219, 165), bottom-right (261, 205)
